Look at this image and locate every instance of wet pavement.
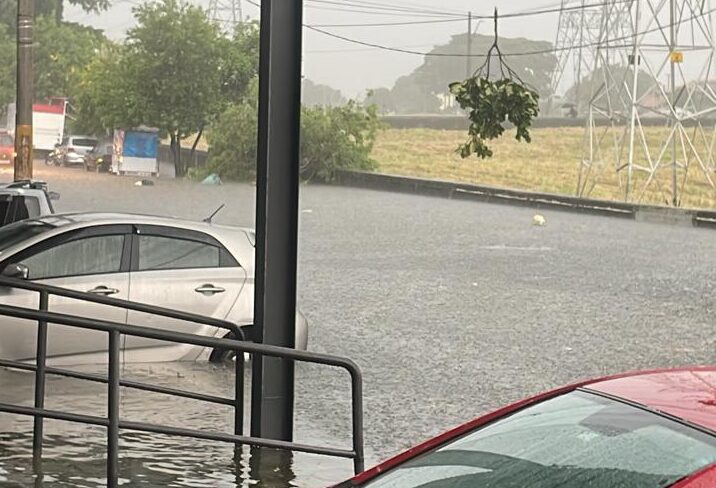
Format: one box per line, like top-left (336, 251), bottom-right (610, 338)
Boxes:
top-left (0, 165), bottom-right (715, 486)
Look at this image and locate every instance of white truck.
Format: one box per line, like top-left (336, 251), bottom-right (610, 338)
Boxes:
top-left (6, 98), bottom-right (67, 153)
top-left (111, 127), bottom-right (160, 176)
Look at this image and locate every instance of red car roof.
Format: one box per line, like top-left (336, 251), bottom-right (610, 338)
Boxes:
top-left (586, 366), bottom-right (716, 432)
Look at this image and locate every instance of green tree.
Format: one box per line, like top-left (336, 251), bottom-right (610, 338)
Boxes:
top-left (0, 25), bottom-right (15, 115)
top-left (124, 0), bottom-right (223, 176)
top-left (564, 65), bottom-right (653, 107)
top-left (0, 17), bottom-right (107, 116)
top-left (302, 79), bottom-right (346, 107)
top-left (189, 20), bottom-right (260, 158)
top-left (365, 87), bottom-right (395, 114)
top-left (73, 45), bottom-right (142, 134)
top-left (207, 85), bottom-right (381, 182)
top-left (35, 18), bottom-right (108, 102)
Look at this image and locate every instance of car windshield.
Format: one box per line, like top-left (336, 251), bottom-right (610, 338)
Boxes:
top-left (363, 390), bottom-right (716, 488)
top-left (0, 134), bottom-right (12, 146)
top-left (0, 220), bottom-right (55, 253)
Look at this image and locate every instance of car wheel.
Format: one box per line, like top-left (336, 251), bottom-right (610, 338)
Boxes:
top-left (209, 329), bottom-right (250, 364)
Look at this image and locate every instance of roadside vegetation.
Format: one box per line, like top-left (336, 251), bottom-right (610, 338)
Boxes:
top-left (1, 0), bottom-right (380, 182)
top-left (372, 127), bottom-right (716, 209)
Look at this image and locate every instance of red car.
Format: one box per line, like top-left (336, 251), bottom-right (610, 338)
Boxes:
top-left (0, 131), bottom-right (13, 165)
top-left (338, 367), bottom-right (716, 488)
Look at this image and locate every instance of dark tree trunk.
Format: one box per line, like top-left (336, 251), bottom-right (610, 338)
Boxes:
top-left (170, 132), bottom-right (183, 177)
top-left (55, 0), bottom-right (64, 23)
top-left (189, 125), bottom-right (204, 168)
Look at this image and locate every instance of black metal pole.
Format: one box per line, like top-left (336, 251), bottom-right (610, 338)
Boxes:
top-left (32, 290), bottom-right (48, 465)
top-left (250, 0), bottom-right (303, 441)
top-left (234, 355), bottom-right (244, 436)
top-left (107, 330), bottom-right (120, 488)
top-left (15, 0), bottom-right (34, 181)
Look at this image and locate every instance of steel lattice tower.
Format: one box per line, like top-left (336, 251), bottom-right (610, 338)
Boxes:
top-left (549, 0), bottom-right (617, 115)
top-left (208, 0), bottom-right (243, 34)
top-left (577, 0), bottom-right (716, 206)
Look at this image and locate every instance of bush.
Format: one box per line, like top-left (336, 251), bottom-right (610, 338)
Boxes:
top-left (207, 95), bottom-right (382, 182)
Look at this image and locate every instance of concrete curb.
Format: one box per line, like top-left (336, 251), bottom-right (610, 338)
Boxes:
top-left (333, 170), bottom-right (716, 229)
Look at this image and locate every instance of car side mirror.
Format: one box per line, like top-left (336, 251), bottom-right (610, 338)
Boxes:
top-left (2, 263), bottom-right (29, 280)
top-left (48, 191), bottom-right (60, 201)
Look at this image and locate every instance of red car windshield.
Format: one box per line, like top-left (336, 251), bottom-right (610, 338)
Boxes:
top-left (0, 134), bottom-right (12, 147)
top-left (360, 390), bottom-right (716, 488)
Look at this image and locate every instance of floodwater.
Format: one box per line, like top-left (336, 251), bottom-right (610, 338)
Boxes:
top-left (0, 361), bottom-right (354, 487)
top-left (0, 166), bottom-right (715, 486)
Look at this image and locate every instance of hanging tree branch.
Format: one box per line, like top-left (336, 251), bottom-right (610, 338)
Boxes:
top-left (449, 8), bottom-right (540, 159)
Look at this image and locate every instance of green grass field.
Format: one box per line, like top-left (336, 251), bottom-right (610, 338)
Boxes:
top-left (371, 127), bottom-right (716, 210)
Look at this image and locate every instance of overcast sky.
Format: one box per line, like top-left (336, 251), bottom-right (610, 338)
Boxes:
top-left (66, 0), bottom-right (560, 98)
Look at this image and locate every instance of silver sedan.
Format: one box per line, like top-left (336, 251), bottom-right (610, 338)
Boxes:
top-left (0, 213), bottom-right (308, 366)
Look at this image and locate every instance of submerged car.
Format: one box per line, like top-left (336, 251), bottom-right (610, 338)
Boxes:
top-left (57, 135), bottom-right (99, 167)
top-left (0, 213), bottom-right (308, 365)
top-left (83, 139), bottom-right (113, 173)
top-left (339, 366), bottom-right (716, 488)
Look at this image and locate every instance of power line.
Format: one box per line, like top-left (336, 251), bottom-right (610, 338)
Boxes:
top-left (305, 0), bottom-right (465, 18)
top-left (306, 0), bottom-right (634, 28)
top-left (305, 5), bottom-right (716, 59)
top-left (309, 18), bottom-right (465, 28)
top-left (301, 4), bottom-right (462, 18)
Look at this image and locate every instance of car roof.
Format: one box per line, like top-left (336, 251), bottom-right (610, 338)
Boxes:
top-left (584, 366), bottom-right (716, 432)
top-left (33, 211), bottom-right (252, 234)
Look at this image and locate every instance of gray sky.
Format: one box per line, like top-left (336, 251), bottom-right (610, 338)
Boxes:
top-left (66, 0), bottom-right (560, 98)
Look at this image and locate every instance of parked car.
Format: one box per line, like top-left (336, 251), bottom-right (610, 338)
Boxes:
top-left (0, 180), bottom-right (57, 227)
top-left (0, 213), bottom-right (308, 365)
top-left (338, 366), bottom-right (716, 488)
top-left (83, 140), bottom-right (114, 172)
top-left (57, 135), bottom-right (98, 167)
top-left (0, 130), bottom-right (13, 165)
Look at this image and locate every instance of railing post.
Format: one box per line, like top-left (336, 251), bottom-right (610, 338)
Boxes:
top-left (32, 290), bottom-right (49, 465)
top-left (107, 330), bottom-right (120, 488)
top-left (234, 351), bottom-right (244, 437)
top-left (351, 369), bottom-right (365, 474)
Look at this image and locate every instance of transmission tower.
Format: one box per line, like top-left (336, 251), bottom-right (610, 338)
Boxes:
top-left (549, 0), bottom-right (613, 115)
top-left (208, 0), bottom-right (243, 35)
top-left (578, 0), bottom-right (716, 206)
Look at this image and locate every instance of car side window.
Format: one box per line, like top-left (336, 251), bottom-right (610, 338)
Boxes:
top-left (24, 197), bottom-right (40, 218)
top-left (20, 234), bottom-right (125, 280)
top-left (137, 235), bottom-right (221, 271)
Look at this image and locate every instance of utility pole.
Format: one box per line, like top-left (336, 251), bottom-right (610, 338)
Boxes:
top-left (15, 0), bottom-right (34, 181)
top-left (466, 11), bottom-right (472, 78)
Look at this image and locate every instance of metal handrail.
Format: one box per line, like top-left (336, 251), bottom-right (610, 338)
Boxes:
top-left (0, 280), bottom-right (365, 487)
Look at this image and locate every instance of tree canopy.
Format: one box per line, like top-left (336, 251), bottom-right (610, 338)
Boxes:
top-left (302, 79), bottom-right (346, 107)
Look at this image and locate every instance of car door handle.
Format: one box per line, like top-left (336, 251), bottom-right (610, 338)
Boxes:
top-left (87, 286), bottom-right (120, 296)
top-left (195, 284), bottom-right (226, 295)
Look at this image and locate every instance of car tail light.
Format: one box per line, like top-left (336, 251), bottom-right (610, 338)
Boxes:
top-left (68, 147), bottom-right (75, 152)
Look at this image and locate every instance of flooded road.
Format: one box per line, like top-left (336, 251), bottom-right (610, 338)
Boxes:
top-left (1, 166), bottom-right (715, 486)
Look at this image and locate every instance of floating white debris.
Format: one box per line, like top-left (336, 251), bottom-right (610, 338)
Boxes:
top-left (533, 214), bottom-right (546, 226)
